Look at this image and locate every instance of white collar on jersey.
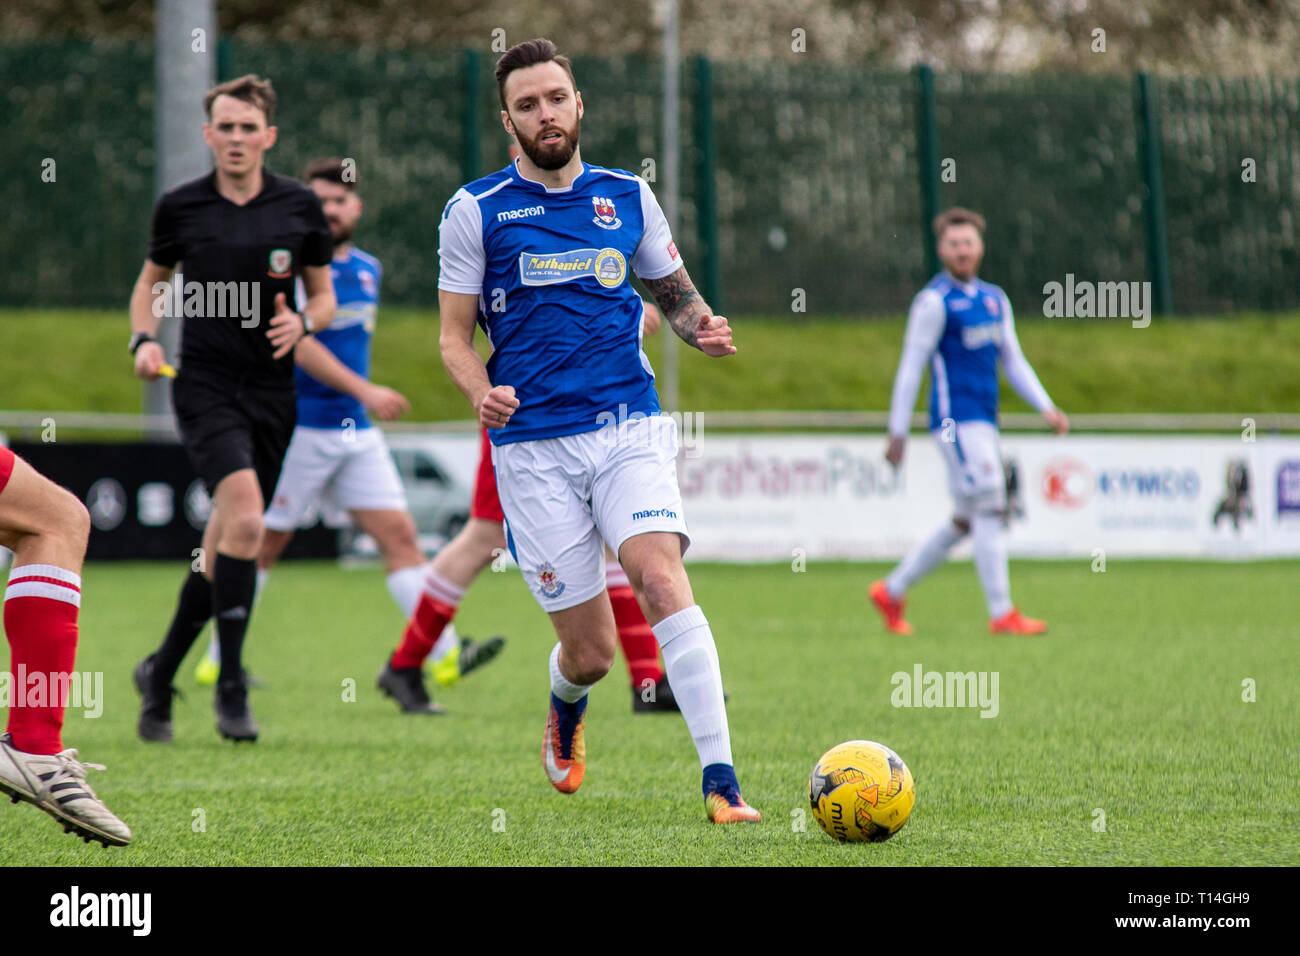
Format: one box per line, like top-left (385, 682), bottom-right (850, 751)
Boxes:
top-left (943, 270), bottom-right (980, 295)
top-left (511, 156), bottom-right (587, 193)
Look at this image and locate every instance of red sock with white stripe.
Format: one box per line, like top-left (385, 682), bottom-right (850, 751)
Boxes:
top-left (606, 564), bottom-right (664, 689)
top-left (390, 568), bottom-right (463, 670)
top-left (4, 564), bottom-right (80, 755)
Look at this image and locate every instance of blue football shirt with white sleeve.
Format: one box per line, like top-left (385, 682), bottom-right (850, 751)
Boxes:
top-left (294, 247), bottom-right (382, 430)
top-left (438, 159), bottom-right (683, 445)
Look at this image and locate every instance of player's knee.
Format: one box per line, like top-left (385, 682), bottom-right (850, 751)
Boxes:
top-left (223, 510), bottom-right (265, 551)
top-left (56, 489), bottom-right (91, 550)
top-left (376, 513), bottom-right (419, 557)
top-left (569, 644), bottom-right (615, 685)
top-left (634, 564), bottom-right (686, 620)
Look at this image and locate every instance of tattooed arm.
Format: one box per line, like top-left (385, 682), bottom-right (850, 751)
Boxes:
top-left (641, 266), bottom-right (736, 356)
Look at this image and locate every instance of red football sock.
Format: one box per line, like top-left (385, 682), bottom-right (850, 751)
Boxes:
top-left (5, 564), bottom-right (81, 755)
top-left (608, 585), bottom-right (663, 689)
top-left (392, 594), bottom-right (457, 669)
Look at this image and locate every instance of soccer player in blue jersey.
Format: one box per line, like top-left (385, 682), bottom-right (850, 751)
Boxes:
top-left (871, 207), bottom-right (1069, 636)
top-left (194, 158), bottom-right (504, 707)
top-left (423, 38), bottom-right (758, 823)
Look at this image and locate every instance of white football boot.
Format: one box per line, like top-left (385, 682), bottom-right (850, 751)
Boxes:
top-left (0, 733), bottom-right (132, 847)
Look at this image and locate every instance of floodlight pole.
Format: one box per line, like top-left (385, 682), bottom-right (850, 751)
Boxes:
top-left (659, 0), bottom-right (681, 412)
top-left (151, 0), bottom-right (216, 435)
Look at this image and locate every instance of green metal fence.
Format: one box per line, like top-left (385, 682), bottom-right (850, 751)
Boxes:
top-left (2, 39), bottom-right (1298, 316)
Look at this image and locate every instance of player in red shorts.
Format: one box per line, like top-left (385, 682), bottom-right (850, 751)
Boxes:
top-left (0, 447), bottom-right (132, 846)
top-left (381, 306), bottom-right (680, 713)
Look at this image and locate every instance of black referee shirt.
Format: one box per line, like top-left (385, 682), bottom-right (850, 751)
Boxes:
top-left (147, 169), bottom-right (333, 383)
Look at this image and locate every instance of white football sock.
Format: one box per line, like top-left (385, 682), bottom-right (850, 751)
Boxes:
top-left (430, 623), bottom-right (459, 662)
top-left (653, 605), bottom-right (732, 768)
top-left (972, 511), bottom-right (1013, 619)
top-left (385, 564), bottom-right (424, 619)
top-left (549, 642), bottom-right (593, 703)
top-left (886, 522), bottom-right (965, 598)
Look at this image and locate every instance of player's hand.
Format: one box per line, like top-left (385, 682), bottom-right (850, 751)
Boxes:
top-left (641, 301), bottom-right (662, 337)
top-left (885, 435), bottom-right (907, 468)
top-left (478, 384), bottom-right (519, 429)
top-left (362, 384), bottom-right (410, 421)
top-left (1044, 407), bottom-right (1070, 435)
top-left (133, 341), bottom-right (167, 381)
top-left (696, 313), bottom-right (736, 357)
top-left (267, 292), bottom-right (306, 360)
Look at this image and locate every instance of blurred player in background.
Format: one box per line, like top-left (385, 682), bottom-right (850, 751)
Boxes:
top-left (0, 448), bottom-right (132, 846)
top-left (383, 142), bottom-right (679, 717)
top-left (191, 158), bottom-right (505, 707)
top-left (871, 207), bottom-right (1069, 636)
top-left (433, 38), bottom-right (758, 823)
top-left (129, 75), bottom-right (335, 743)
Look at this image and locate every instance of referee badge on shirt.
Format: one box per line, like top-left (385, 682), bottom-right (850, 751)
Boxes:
top-left (536, 561), bottom-right (566, 599)
top-left (591, 196), bottom-right (622, 230)
top-left (268, 248), bottom-right (292, 278)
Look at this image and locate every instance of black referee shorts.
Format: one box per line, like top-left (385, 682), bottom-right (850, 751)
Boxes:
top-left (171, 371), bottom-right (296, 506)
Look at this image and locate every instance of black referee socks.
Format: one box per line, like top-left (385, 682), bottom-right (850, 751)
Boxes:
top-left (213, 553), bottom-right (258, 685)
top-left (152, 568), bottom-right (213, 691)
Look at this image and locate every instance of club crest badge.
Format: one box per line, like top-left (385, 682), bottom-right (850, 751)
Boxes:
top-left (591, 196), bottom-right (622, 230)
top-left (537, 561), bottom-right (566, 599)
top-left (268, 248), bottom-right (292, 278)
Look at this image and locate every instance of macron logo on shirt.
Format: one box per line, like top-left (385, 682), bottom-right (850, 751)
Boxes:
top-left (497, 205), bottom-right (546, 223)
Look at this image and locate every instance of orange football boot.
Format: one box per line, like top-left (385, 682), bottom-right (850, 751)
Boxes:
top-left (705, 789), bottom-right (762, 824)
top-left (869, 580), bottom-right (913, 635)
top-left (542, 695), bottom-right (587, 794)
top-left (989, 607), bottom-right (1047, 635)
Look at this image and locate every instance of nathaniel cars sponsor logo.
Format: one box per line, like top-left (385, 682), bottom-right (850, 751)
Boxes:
top-left (497, 204), bottom-right (545, 222)
top-left (519, 248), bottom-right (627, 288)
top-left (1041, 458), bottom-right (1092, 508)
top-left (961, 321), bottom-right (1003, 350)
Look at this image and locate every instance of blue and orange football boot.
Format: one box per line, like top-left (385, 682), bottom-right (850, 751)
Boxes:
top-left (542, 693), bottom-right (587, 794)
top-left (702, 762), bottom-right (761, 824)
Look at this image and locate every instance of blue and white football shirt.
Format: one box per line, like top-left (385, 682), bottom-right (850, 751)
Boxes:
top-left (438, 159), bottom-right (683, 445)
top-left (295, 246), bottom-right (382, 429)
top-left (926, 273), bottom-right (1005, 430)
top-left (886, 272), bottom-right (1053, 436)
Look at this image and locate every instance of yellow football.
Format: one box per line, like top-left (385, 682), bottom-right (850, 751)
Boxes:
top-left (809, 740), bottom-right (915, 842)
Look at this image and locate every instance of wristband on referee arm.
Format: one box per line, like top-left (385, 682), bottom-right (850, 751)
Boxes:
top-left (128, 331), bottom-right (155, 355)
top-left (298, 312), bottom-right (314, 336)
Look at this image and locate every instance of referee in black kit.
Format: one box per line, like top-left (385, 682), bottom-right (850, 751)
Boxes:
top-left (128, 75), bottom-right (335, 742)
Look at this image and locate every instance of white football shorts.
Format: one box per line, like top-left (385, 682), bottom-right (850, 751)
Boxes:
top-left (492, 414), bottom-right (690, 612)
top-left (263, 425), bottom-right (408, 531)
top-left (933, 418), bottom-right (1007, 520)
